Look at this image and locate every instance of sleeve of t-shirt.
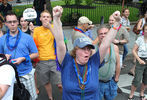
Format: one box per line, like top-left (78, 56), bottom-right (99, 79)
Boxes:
top-left (135, 36), bottom-right (142, 46)
top-left (33, 28), bottom-right (38, 48)
top-left (0, 36), bottom-right (5, 53)
top-left (61, 52), bottom-right (72, 69)
top-left (122, 27), bottom-right (129, 41)
top-left (0, 65), bottom-right (15, 86)
top-left (27, 36), bottom-right (38, 54)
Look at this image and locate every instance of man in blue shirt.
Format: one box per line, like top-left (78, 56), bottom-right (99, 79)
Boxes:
top-left (0, 12), bottom-right (38, 100)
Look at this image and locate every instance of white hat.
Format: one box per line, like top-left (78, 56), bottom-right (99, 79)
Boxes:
top-left (78, 16), bottom-right (92, 25)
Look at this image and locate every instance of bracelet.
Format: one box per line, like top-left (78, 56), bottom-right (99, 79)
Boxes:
top-left (24, 55), bottom-right (31, 62)
top-left (112, 24), bottom-right (122, 31)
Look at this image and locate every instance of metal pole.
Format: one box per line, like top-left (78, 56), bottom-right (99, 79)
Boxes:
top-left (121, 0), bottom-right (125, 16)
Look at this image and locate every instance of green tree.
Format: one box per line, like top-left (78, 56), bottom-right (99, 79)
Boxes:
top-left (63, 0), bottom-right (72, 5)
top-left (75, 0), bottom-right (82, 5)
top-left (85, 0), bottom-right (94, 6)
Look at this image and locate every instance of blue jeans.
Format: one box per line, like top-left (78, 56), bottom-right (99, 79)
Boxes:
top-left (123, 44), bottom-right (128, 61)
top-left (99, 79), bottom-right (118, 100)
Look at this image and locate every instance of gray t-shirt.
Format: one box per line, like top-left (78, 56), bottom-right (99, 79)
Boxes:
top-left (136, 36), bottom-right (147, 58)
top-left (115, 26), bottom-right (129, 55)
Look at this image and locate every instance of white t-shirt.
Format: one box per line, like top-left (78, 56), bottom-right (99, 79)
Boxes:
top-left (0, 64), bottom-right (15, 100)
top-left (136, 36), bottom-right (147, 58)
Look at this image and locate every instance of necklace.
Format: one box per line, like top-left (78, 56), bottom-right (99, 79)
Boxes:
top-left (6, 29), bottom-right (21, 51)
top-left (104, 47), bottom-right (111, 63)
top-left (73, 59), bottom-right (90, 100)
top-left (73, 58), bottom-right (90, 89)
top-left (74, 27), bottom-right (85, 33)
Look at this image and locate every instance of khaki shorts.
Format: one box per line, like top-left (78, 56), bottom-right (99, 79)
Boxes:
top-left (36, 60), bottom-right (61, 87)
top-left (132, 58), bottom-right (147, 87)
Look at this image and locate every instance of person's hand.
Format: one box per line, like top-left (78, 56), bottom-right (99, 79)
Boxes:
top-left (29, 22), bottom-right (34, 32)
top-left (5, 54), bottom-right (11, 61)
top-left (138, 59), bottom-right (146, 65)
top-left (88, 25), bottom-right (94, 30)
top-left (43, 21), bottom-right (52, 29)
top-left (126, 27), bottom-right (130, 32)
top-left (112, 11), bottom-right (121, 22)
top-left (113, 39), bottom-right (119, 44)
top-left (53, 6), bottom-right (63, 18)
top-left (10, 57), bottom-right (25, 65)
top-left (114, 77), bottom-right (119, 83)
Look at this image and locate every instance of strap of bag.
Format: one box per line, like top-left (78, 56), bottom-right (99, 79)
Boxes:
top-left (9, 63), bottom-right (23, 89)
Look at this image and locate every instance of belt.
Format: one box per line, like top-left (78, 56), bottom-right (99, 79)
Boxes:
top-left (99, 80), bottom-right (111, 83)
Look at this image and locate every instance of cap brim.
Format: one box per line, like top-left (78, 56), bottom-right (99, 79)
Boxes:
top-left (80, 44), bottom-right (95, 49)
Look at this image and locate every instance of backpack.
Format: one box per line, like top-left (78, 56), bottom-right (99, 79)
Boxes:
top-left (0, 54), bottom-right (30, 100)
top-left (133, 19), bottom-right (142, 35)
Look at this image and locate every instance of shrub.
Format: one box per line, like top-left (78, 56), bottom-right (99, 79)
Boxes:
top-left (85, 0), bottom-right (94, 6)
top-left (62, 12), bottom-right (81, 25)
top-left (75, 0), bottom-right (82, 5)
top-left (63, 0), bottom-right (72, 5)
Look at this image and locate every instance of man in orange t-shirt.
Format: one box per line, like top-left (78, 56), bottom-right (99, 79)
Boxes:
top-left (33, 10), bottom-right (62, 100)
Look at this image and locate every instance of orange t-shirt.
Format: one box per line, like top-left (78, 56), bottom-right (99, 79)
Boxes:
top-left (33, 26), bottom-right (56, 60)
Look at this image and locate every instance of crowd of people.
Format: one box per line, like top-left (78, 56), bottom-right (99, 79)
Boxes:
top-left (0, 0), bottom-right (147, 100)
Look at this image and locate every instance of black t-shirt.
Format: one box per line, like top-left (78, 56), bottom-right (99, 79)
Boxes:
top-left (0, 3), bottom-right (12, 17)
top-left (33, 0), bottom-right (46, 12)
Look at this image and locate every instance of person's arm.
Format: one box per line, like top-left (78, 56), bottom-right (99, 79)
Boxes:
top-left (92, 37), bottom-right (99, 45)
top-left (99, 11), bottom-right (121, 63)
top-left (0, 85), bottom-right (9, 99)
top-left (114, 45), bottom-right (120, 82)
top-left (52, 6), bottom-right (66, 64)
top-left (132, 43), bottom-right (146, 65)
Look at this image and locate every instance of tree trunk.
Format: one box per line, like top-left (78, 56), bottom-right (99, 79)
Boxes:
top-left (45, 0), bottom-right (52, 14)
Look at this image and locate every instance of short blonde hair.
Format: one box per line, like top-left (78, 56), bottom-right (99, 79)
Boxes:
top-left (40, 10), bottom-right (51, 17)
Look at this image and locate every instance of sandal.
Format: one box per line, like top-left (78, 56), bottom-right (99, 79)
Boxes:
top-left (140, 95), bottom-right (146, 100)
top-left (128, 97), bottom-right (134, 100)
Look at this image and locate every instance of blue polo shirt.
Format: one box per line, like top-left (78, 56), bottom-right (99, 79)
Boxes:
top-left (61, 51), bottom-right (101, 100)
top-left (0, 28), bottom-right (38, 76)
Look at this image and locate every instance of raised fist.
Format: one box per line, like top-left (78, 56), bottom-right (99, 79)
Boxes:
top-left (53, 6), bottom-right (63, 18)
top-left (112, 11), bottom-right (121, 22)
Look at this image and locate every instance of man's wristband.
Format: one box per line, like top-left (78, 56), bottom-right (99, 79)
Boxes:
top-left (24, 55), bottom-right (31, 62)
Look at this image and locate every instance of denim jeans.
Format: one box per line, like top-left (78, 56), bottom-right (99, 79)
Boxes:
top-left (123, 44), bottom-right (128, 61)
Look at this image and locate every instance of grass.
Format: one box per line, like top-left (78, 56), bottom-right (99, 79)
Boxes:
top-left (12, 0), bottom-right (139, 25)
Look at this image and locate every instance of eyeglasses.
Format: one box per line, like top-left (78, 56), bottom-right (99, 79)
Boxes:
top-left (6, 20), bottom-right (18, 24)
